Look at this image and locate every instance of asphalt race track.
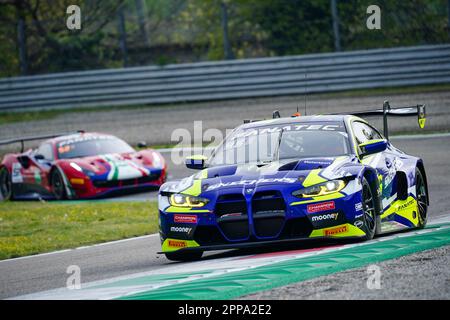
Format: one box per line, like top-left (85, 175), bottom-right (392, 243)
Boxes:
top-left (0, 133), bottom-right (449, 299)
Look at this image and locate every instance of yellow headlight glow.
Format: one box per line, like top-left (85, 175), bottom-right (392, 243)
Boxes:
top-left (292, 180), bottom-right (347, 198)
top-left (169, 194), bottom-right (209, 208)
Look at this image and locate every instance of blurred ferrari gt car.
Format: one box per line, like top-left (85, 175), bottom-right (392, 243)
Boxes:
top-left (0, 131), bottom-right (167, 200)
top-left (158, 102), bottom-right (428, 261)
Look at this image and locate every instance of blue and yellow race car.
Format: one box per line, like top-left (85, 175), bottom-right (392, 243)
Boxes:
top-left (158, 102), bottom-right (429, 261)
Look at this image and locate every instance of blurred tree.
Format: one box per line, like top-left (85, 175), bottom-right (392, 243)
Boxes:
top-left (0, 0), bottom-right (449, 77)
top-left (0, 0), bottom-right (125, 75)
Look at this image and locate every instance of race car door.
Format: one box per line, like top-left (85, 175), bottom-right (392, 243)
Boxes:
top-left (351, 121), bottom-right (395, 205)
top-left (18, 143), bottom-right (54, 196)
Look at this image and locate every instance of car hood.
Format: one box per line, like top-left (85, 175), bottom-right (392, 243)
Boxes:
top-left (62, 152), bottom-right (159, 181)
top-left (161, 155), bottom-right (357, 195)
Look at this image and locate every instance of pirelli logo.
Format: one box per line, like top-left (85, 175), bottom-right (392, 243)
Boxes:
top-left (168, 240), bottom-right (187, 248)
top-left (324, 225), bottom-right (348, 236)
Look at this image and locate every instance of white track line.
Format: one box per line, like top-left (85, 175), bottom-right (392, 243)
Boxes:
top-left (390, 132), bottom-right (450, 140)
top-left (0, 233), bottom-right (159, 264)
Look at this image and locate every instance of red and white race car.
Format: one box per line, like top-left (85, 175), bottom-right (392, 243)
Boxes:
top-left (0, 131), bottom-right (167, 200)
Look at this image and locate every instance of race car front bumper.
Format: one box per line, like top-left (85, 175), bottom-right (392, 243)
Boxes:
top-left (159, 190), bottom-right (367, 253)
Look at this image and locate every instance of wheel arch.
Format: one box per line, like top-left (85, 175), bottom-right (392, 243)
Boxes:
top-left (416, 159), bottom-right (429, 206)
top-left (49, 164), bottom-right (74, 199)
top-left (361, 167), bottom-right (382, 216)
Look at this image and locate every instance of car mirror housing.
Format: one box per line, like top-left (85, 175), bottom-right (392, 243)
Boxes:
top-left (359, 139), bottom-right (388, 158)
top-left (185, 155), bottom-right (207, 170)
top-left (137, 141), bottom-right (147, 149)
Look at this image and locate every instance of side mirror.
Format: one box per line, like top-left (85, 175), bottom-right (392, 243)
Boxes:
top-left (185, 155), bottom-right (207, 170)
top-left (137, 141), bottom-right (147, 149)
top-left (17, 155), bottom-right (31, 169)
top-left (359, 139), bottom-right (388, 158)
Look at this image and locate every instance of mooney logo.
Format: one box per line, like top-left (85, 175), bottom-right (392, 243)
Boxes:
top-left (311, 213), bottom-right (339, 222)
top-left (174, 214), bottom-right (198, 224)
top-left (170, 226), bottom-right (192, 234)
top-left (324, 225), bottom-right (348, 236)
top-left (308, 201), bottom-right (335, 213)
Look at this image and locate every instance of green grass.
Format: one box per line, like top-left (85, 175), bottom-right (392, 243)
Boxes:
top-left (0, 200), bottom-right (159, 260)
top-left (1, 83), bottom-right (450, 126)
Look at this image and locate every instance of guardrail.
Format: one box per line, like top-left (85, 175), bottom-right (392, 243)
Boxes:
top-left (1, 44), bottom-right (450, 111)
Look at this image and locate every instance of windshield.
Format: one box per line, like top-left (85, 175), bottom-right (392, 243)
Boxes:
top-left (208, 122), bottom-right (350, 166)
top-left (57, 136), bottom-right (134, 159)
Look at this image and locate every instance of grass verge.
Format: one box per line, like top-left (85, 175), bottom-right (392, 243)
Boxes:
top-left (0, 200), bottom-right (158, 260)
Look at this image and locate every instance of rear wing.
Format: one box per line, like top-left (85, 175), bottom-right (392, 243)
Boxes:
top-left (0, 131), bottom-right (85, 152)
top-left (243, 101), bottom-right (426, 140)
top-left (349, 101), bottom-right (426, 139)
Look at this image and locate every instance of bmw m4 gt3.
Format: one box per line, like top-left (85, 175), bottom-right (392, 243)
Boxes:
top-left (158, 104), bottom-right (428, 261)
top-left (0, 132), bottom-right (167, 200)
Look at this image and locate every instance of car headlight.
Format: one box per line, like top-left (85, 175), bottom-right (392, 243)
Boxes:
top-left (169, 194), bottom-right (209, 208)
top-left (292, 179), bottom-right (347, 198)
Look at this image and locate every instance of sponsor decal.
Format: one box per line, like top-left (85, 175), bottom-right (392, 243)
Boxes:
top-left (355, 202), bottom-right (363, 212)
top-left (303, 160), bottom-right (333, 166)
top-left (324, 225), bottom-right (348, 236)
top-left (174, 214), bottom-right (198, 224)
top-left (307, 201), bottom-right (335, 213)
top-left (206, 177), bottom-right (297, 191)
top-left (58, 135), bottom-right (111, 147)
top-left (397, 198), bottom-right (415, 211)
top-left (34, 168), bottom-right (42, 184)
top-left (170, 226), bottom-right (193, 234)
top-left (354, 220), bottom-right (364, 228)
top-left (11, 162), bottom-right (23, 183)
top-left (384, 157), bottom-right (404, 187)
top-left (311, 212), bottom-right (339, 222)
top-left (235, 124), bottom-right (345, 139)
top-left (168, 239), bottom-right (187, 248)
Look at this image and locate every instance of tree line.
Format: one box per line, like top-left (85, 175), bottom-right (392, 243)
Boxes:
top-left (0, 0), bottom-right (448, 77)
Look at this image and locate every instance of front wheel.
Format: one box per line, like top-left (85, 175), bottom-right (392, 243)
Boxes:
top-left (0, 167), bottom-right (13, 200)
top-left (416, 168), bottom-right (428, 229)
top-left (361, 178), bottom-right (378, 240)
top-left (50, 169), bottom-right (67, 200)
top-left (165, 250), bottom-right (203, 262)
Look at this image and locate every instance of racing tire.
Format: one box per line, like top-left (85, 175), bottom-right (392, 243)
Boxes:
top-left (361, 177), bottom-right (378, 240)
top-left (50, 169), bottom-right (67, 200)
top-left (0, 167), bottom-right (13, 200)
top-left (164, 250), bottom-right (203, 262)
top-left (415, 168), bottom-right (428, 229)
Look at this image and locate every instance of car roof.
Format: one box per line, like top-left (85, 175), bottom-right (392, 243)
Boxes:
top-left (47, 132), bottom-right (115, 145)
top-left (240, 114), bottom-right (357, 129)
